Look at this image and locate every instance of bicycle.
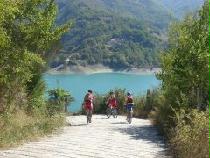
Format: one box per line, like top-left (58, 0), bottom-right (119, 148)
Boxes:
top-left (106, 107), bottom-right (118, 118)
top-left (125, 104), bottom-right (134, 124)
top-left (83, 103), bottom-right (93, 124)
top-left (86, 110), bottom-right (92, 124)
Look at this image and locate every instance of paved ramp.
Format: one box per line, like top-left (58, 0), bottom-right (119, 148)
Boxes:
top-left (0, 115), bottom-right (170, 158)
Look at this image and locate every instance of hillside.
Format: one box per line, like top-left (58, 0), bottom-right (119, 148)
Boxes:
top-left (72, 0), bottom-right (173, 30)
top-left (51, 0), bottom-right (202, 69)
top-left (50, 0), bottom-right (174, 69)
top-left (160, 0), bottom-right (204, 18)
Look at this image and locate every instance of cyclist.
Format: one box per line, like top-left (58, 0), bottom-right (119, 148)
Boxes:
top-left (106, 91), bottom-right (117, 118)
top-left (125, 92), bottom-right (134, 123)
top-left (83, 90), bottom-right (94, 123)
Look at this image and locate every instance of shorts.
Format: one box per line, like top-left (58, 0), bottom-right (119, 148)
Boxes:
top-left (126, 104), bottom-right (133, 111)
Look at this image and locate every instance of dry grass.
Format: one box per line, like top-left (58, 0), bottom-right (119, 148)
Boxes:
top-left (170, 110), bottom-right (209, 158)
top-left (0, 110), bottom-right (65, 148)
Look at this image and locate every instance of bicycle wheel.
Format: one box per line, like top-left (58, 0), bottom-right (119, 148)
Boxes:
top-left (128, 111), bottom-right (132, 124)
top-left (112, 109), bottom-right (117, 118)
top-left (106, 108), bottom-right (111, 118)
top-left (89, 110), bottom-right (92, 123)
top-left (87, 112), bottom-right (89, 124)
top-left (87, 111), bottom-right (90, 124)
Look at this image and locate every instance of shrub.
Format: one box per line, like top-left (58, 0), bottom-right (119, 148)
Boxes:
top-left (170, 110), bottom-right (209, 158)
top-left (47, 88), bottom-right (74, 116)
top-left (133, 89), bottom-right (160, 118)
top-left (93, 94), bottom-right (107, 114)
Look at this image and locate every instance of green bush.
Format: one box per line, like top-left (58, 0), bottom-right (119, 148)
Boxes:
top-left (133, 89), bottom-right (161, 118)
top-left (93, 94), bottom-right (107, 114)
top-left (47, 88), bottom-right (74, 116)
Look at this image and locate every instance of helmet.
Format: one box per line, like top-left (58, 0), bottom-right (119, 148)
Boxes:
top-left (109, 91), bottom-right (114, 95)
top-left (127, 92), bottom-right (131, 96)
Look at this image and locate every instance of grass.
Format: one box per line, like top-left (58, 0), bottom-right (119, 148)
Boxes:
top-left (0, 110), bottom-right (65, 148)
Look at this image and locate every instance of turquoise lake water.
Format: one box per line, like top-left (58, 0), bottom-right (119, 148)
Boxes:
top-left (43, 73), bottom-right (160, 112)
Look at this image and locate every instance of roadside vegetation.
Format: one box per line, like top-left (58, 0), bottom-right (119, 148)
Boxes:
top-left (152, 2), bottom-right (209, 157)
top-left (0, 0), bottom-right (72, 148)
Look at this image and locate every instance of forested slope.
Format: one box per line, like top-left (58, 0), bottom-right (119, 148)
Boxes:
top-left (51, 0), bottom-right (203, 69)
top-left (52, 0), bottom-right (174, 69)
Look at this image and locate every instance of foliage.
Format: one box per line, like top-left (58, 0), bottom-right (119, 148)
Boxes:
top-left (149, 1), bottom-right (209, 157)
top-left (47, 88), bottom-right (74, 115)
top-left (134, 89), bottom-right (162, 118)
top-left (0, 0), bottom-right (71, 113)
top-left (157, 0), bottom-right (209, 111)
top-left (0, 0), bottom-right (71, 147)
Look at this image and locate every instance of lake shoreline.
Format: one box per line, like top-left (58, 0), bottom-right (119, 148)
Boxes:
top-left (46, 64), bottom-right (161, 75)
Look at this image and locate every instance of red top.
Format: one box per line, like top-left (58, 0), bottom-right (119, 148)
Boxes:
top-left (84, 94), bottom-right (94, 107)
top-left (127, 96), bottom-right (134, 104)
top-left (108, 97), bottom-right (117, 108)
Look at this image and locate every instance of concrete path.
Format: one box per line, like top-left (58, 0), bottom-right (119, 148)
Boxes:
top-left (0, 115), bottom-right (170, 158)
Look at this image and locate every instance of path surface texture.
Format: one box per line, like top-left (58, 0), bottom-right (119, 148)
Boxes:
top-left (0, 115), bottom-right (171, 158)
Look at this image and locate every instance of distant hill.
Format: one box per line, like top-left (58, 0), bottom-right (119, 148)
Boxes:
top-left (51, 0), bottom-right (203, 69)
top-left (160, 0), bottom-right (204, 19)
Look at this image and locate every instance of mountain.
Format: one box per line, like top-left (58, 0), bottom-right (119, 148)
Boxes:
top-left (51, 0), bottom-right (203, 69)
top-left (52, 0), bottom-right (173, 69)
top-left (160, 0), bottom-right (204, 19)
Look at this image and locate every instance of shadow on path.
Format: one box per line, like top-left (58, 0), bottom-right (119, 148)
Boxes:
top-left (70, 123), bottom-right (87, 127)
top-left (114, 125), bottom-right (171, 156)
top-left (94, 117), bottom-right (109, 120)
top-left (115, 125), bottom-right (165, 145)
top-left (111, 122), bottom-right (128, 125)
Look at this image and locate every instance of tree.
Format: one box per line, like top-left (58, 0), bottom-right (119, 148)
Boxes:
top-left (48, 88), bottom-right (74, 114)
top-left (0, 0), bottom-right (71, 112)
top-left (157, 1), bottom-right (209, 109)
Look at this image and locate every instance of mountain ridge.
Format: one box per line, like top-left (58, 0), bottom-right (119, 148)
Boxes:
top-left (160, 0), bottom-right (204, 18)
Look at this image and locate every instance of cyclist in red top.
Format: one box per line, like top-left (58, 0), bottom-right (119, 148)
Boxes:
top-left (106, 91), bottom-right (118, 118)
top-left (107, 91), bottom-right (117, 108)
top-left (83, 90), bottom-right (94, 123)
